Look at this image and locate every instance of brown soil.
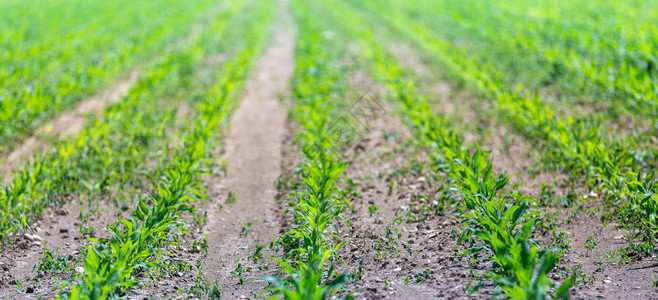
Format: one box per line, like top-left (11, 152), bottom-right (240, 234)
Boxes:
top-left (177, 1), bottom-right (295, 298)
top-left (0, 200), bottom-right (130, 299)
top-left (0, 5), bottom-right (252, 300)
top-left (385, 38), bottom-right (658, 299)
top-left (333, 105), bottom-right (490, 299)
top-left (544, 202), bottom-right (658, 299)
top-left (0, 0), bottom-right (295, 295)
top-left (2, 2), bottom-right (656, 300)
top-left (387, 39), bottom-right (571, 198)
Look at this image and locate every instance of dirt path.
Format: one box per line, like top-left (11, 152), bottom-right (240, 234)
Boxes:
top-left (202, 1), bottom-right (294, 297)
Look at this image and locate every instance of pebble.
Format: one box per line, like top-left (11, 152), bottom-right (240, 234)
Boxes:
top-left (75, 266), bottom-right (85, 274)
top-left (55, 208), bottom-right (69, 216)
top-left (394, 267), bottom-right (401, 272)
top-left (23, 233), bottom-right (34, 241)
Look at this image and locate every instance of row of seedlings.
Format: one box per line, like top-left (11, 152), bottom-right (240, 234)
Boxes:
top-left (0, 0), bottom-right (223, 147)
top-left (264, 0), bottom-right (364, 297)
top-left (311, 0), bottom-right (574, 297)
top-left (350, 0), bottom-right (658, 260)
top-left (58, 0), bottom-right (275, 298)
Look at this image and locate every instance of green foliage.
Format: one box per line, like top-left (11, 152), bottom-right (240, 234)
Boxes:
top-left (0, 0), bottom-right (221, 147)
top-left (0, 0), bottom-right (266, 247)
top-left (4, 0), bottom-right (655, 297)
top-left (306, 0), bottom-right (575, 297)
top-left (268, 1), bottom-right (356, 296)
top-left (189, 273), bottom-right (222, 299)
top-left (36, 248), bottom-right (74, 275)
top-left (264, 261), bottom-right (352, 300)
top-left (349, 0), bottom-right (658, 259)
top-left (50, 1), bottom-right (274, 298)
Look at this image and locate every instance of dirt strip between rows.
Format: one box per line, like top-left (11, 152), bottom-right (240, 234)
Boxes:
top-left (334, 105), bottom-right (485, 299)
top-left (387, 38), bottom-right (658, 299)
top-left (202, 0), bottom-right (295, 297)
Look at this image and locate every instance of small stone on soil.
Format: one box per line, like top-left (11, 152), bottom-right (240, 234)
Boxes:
top-left (55, 208), bottom-right (69, 216)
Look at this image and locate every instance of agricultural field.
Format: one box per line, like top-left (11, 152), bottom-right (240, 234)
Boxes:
top-left (0, 0), bottom-right (657, 299)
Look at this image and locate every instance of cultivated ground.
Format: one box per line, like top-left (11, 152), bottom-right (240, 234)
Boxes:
top-left (1, 0), bottom-right (657, 299)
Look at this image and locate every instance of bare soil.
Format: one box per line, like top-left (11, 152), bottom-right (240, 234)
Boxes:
top-left (333, 106), bottom-right (489, 299)
top-left (386, 38), bottom-right (658, 299)
top-left (187, 1), bottom-right (295, 298)
top-left (0, 200), bottom-right (131, 299)
top-left (547, 201), bottom-right (658, 299)
top-left (2, 2), bottom-right (657, 300)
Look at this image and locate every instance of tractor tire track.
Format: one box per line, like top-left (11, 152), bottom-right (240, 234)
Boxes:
top-left (203, 0), bottom-right (294, 296)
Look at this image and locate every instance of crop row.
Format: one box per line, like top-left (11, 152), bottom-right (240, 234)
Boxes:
top-left (307, 0), bottom-right (573, 297)
top-left (56, 0), bottom-right (274, 298)
top-left (0, 0), bottom-right (221, 149)
top-left (264, 0), bottom-right (361, 297)
top-left (0, 0), bottom-right (260, 246)
top-left (346, 0), bottom-right (658, 257)
top-left (388, 0), bottom-right (658, 119)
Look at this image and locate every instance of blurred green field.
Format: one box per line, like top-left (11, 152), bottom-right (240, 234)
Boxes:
top-left (0, 0), bottom-right (656, 299)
